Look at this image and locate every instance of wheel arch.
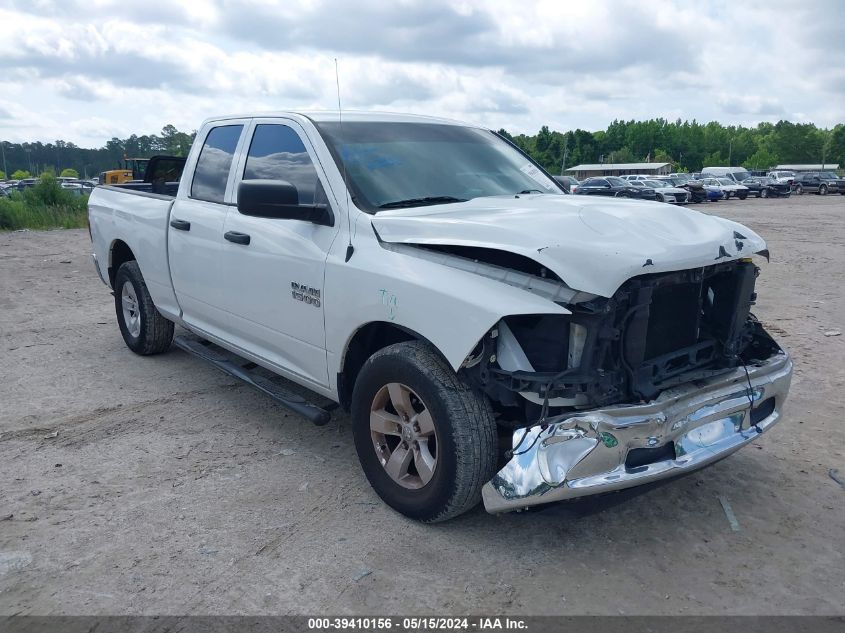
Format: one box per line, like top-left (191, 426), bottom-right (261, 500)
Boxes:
top-left (108, 239), bottom-right (136, 288)
top-left (337, 321), bottom-right (447, 411)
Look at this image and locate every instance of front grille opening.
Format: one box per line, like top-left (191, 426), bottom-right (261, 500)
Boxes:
top-left (750, 397), bottom-right (776, 425)
top-left (625, 442), bottom-right (676, 471)
top-left (645, 282), bottom-right (701, 359)
top-left (621, 261), bottom-right (760, 402)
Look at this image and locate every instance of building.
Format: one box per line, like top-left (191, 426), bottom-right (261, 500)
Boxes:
top-left (564, 162), bottom-right (671, 179)
top-left (773, 164), bottom-right (841, 172)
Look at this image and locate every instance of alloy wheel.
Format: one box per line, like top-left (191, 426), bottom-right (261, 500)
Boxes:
top-left (370, 382), bottom-right (438, 489)
top-left (121, 281), bottom-right (141, 338)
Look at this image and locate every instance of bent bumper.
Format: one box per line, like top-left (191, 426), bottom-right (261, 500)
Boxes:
top-left (482, 351), bottom-right (793, 514)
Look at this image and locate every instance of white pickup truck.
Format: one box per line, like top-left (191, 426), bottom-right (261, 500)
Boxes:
top-left (88, 112), bottom-right (793, 522)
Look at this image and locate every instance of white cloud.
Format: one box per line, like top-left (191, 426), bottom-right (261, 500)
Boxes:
top-left (0, 0), bottom-right (842, 146)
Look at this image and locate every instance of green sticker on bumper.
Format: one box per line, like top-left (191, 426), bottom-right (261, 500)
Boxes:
top-left (599, 432), bottom-right (618, 448)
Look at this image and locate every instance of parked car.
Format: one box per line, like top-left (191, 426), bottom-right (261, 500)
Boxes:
top-left (16, 178), bottom-right (38, 190)
top-left (620, 174), bottom-right (656, 182)
top-left (818, 171), bottom-right (845, 195)
top-left (738, 177), bottom-right (764, 198)
top-left (87, 111), bottom-right (792, 521)
top-left (691, 179), bottom-right (726, 201)
top-left (61, 183), bottom-right (86, 196)
top-left (668, 173), bottom-right (694, 183)
top-left (699, 177), bottom-right (749, 199)
top-left (574, 176), bottom-right (657, 200)
top-left (767, 170), bottom-right (796, 185)
top-left (745, 176), bottom-right (791, 198)
top-left (657, 177), bottom-right (708, 203)
top-left (700, 182), bottom-right (725, 201)
top-left (793, 172), bottom-right (843, 195)
top-left (639, 179), bottom-right (690, 204)
top-left (552, 175), bottom-right (579, 192)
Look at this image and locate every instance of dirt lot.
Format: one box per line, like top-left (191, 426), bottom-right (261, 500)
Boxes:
top-left (1, 195), bottom-right (843, 616)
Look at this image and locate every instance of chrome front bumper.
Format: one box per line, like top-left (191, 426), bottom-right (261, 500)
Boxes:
top-left (482, 351), bottom-right (793, 513)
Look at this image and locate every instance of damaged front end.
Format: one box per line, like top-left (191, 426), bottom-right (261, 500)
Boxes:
top-left (460, 257), bottom-right (793, 513)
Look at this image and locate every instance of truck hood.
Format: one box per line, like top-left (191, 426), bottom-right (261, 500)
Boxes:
top-left (371, 194), bottom-right (766, 298)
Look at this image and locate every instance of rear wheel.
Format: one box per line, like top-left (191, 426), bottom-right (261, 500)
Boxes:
top-left (795, 184), bottom-right (804, 195)
top-left (114, 261), bottom-right (174, 355)
top-left (351, 341), bottom-right (497, 522)
top-left (738, 192), bottom-right (747, 200)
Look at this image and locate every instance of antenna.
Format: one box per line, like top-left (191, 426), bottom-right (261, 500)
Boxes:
top-left (335, 58), bottom-right (354, 263)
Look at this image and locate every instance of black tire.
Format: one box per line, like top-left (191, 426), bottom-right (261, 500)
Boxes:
top-left (114, 261), bottom-right (174, 355)
top-left (351, 341), bottom-right (497, 522)
top-left (761, 189), bottom-right (769, 198)
top-left (656, 194), bottom-right (664, 203)
top-left (819, 184), bottom-right (828, 195)
top-left (795, 184), bottom-right (803, 195)
top-left (738, 192), bottom-right (747, 200)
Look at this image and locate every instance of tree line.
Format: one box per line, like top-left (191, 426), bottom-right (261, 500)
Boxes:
top-left (502, 119), bottom-right (844, 174)
top-left (2, 118), bottom-right (843, 181)
top-left (0, 125), bottom-right (196, 180)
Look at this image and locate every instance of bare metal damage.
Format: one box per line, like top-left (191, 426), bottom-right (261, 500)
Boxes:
top-left (482, 349), bottom-right (792, 513)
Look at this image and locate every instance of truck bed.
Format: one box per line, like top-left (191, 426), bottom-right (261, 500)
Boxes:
top-left (88, 184), bottom-right (181, 319)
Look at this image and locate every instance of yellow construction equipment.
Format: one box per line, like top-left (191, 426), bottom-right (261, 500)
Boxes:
top-left (99, 157), bottom-right (150, 185)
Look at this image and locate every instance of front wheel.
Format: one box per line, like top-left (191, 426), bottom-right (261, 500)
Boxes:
top-left (114, 261), bottom-right (174, 355)
top-left (819, 184), bottom-right (828, 195)
top-left (738, 192), bottom-right (747, 200)
top-left (351, 341), bottom-right (497, 522)
top-left (761, 188), bottom-right (769, 198)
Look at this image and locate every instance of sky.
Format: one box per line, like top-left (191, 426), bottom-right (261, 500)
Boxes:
top-left (0, 0), bottom-right (843, 147)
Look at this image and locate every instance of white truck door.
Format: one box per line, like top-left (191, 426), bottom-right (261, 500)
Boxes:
top-left (168, 122), bottom-right (248, 339)
top-left (219, 120), bottom-right (340, 389)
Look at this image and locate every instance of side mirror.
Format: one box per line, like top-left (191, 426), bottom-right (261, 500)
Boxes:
top-left (237, 180), bottom-right (333, 226)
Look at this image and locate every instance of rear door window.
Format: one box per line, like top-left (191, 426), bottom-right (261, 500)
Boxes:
top-left (191, 125), bottom-right (244, 203)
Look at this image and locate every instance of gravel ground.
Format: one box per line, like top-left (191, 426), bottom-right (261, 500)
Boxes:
top-left (0, 195), bottom-right (843, 616)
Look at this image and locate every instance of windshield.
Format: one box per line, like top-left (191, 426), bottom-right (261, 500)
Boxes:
top-left (718, 178), bottom-right (734, 185)
top-left (820, 172), bottom-right (838, 179)
top-left (607, 177), bottom-right (628, 186)
top-left (313, 121), bottom-right (562, 212)
top-left (643, 180), bottom-right (665, 187)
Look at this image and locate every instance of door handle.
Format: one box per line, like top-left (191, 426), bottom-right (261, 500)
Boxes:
top-left (170, 219), bottom-right (191, 231)
top-left (224, 231), bottom-right (251, 245)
